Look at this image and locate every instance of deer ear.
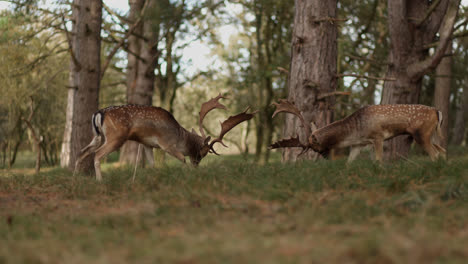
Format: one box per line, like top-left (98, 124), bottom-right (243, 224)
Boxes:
top-left (191, 128), bottom-right (199, 135)
top-left (204, 136), bottom-right (211, 145)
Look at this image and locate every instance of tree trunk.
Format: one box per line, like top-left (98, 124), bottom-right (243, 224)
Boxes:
top-left (126, 0), bottom-right (144, 103)
top-left (381, 0), bottom-right (459, 160)
top-left (451, 79), bottom-right (468, 145)
top-left (61, 0), bottom-right (102, 173)
top-left (60, 5), bottom-right (78, 169)
top-left (119, 0), bottom-right (146, 165)
top-left (282, 0), bottom-right (338, 162)
top-left (119, 0), bottom-right (158, 167)
top-left (434, 44), bottom-right (452, 150)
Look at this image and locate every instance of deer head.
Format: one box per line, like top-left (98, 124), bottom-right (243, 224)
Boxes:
top-left (270, 99), bottom-right (316, 155)
top-left (191, 94), bottom-right (257, 166)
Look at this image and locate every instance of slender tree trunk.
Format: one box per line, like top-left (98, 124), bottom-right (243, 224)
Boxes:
top-left (451, 79), bottom-right (468, 145)
top-left (119, 0), bottom-right (145, 165)
top-left (434, 44), bottom-right (452, 150)
top-left (136, 10), bottom-right (159, 166)
top-left (60, 5), bottom-right (78, 169)
top-left (119, 0), bottom-right (159, 167)
top-left (126, 0), bottom-right (144, 103)
top-left (157, 32), bottom-right (176, 111)
top-left (283, 0), bottom-right (338, 162)
top-left (381, 0), bottom-right (459, 160)
top-left (23, 119), bottom-right (41, 174)
top-left (61, 0), bottom-right (102, 173)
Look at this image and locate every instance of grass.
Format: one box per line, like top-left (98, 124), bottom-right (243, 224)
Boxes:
top-left (0, 151), bottom-right (467, 263)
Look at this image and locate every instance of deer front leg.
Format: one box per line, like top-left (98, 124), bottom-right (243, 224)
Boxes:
top-left (162, 145), bottom-right (186, 164)
top-left (347, 146), bottom-right (363, 163)
top-left (373, 138), bottom-right (384, 162)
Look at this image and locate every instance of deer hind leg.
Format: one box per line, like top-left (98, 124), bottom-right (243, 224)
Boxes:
top-left (433, 143), bottom-right (447, 160)
top-left (74, 136), bottom-right (102, 175)
top-left (373, 138), bottom-right (384, 162)
top-left (93, 137), bottom-right (126, 181)
top-left (416, 132), bottom-right (438, 161)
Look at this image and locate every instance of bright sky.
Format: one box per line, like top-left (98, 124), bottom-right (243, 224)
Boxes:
top-left (103, 0), bottom-right (216, 76)
top-left (0, 0), bottom-right (219, 76)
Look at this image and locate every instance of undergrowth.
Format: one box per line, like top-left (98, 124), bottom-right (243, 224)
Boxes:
top-left (0, 153), bottom-right (467, 263)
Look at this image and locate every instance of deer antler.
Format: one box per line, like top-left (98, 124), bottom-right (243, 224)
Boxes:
top-left (269, 136), bottom-right (310, 157)
top-left (271, 99), bottom-right (311, 141)
top-left (209, 107), bottom-right (257, 155)
top-left (269, 136), bottom-right (304, 149)
top-left (199, 93), bottom-right (227, 138)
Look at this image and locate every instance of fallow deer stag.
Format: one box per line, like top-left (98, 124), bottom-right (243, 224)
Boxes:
top-left (270, 99), bottom-right (446, 162)
top-left (75, 94), bottom-right (256, 181)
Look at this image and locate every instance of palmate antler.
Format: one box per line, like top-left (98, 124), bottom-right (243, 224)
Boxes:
top-left (198, 94), bottom-right (257, 155)
top-left (271, 99), bottom-right (311, 141)
top-left (269, 136), bottom-right (310, 156)
top-left (199, 93), bottom-right (227, 138)
top-left (209, 107), bottom-right (258, 155)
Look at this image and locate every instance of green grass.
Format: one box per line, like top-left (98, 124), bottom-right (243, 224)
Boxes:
top-left (0, 152), bottom-right (467, 264)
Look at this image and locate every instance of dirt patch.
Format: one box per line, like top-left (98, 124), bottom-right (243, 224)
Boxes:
top-left (0, 191), bottom-right (155, 217)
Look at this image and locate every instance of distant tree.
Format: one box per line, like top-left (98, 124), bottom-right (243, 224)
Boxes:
top-left (119, 0), bottom-right (156, 166)
top-left (451, 34), bottom-right (468, 145)
top-left (338, 0), bottom-right (388, 111)
top-left (433, 42), bottom-right (452, 150)
top-left (215, 0), bottom-right (293, 163)
top-left (0, 7), bottom-right (68, 169)
top-left (61, 0), bottom-right (102, 173)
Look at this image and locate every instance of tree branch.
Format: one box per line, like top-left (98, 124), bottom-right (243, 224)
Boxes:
top-left (408, 0), bottom-right (460, 80)
top-left (317, 91), bottom-right (351, 100)
top-left (344, 54), bottom-right (389, 66)
top-left (100, 0), bottom-right (149, 80)
top-left (423, 30), bottom-right (468, 49)
top-left (336, 73), bottom-right (395, 81)
top-left (415, 0), bottom-right (442, 27)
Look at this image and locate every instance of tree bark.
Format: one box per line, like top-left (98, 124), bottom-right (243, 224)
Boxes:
top-left (434, 44), bottom-right (452, 150)
top-left (61, 0), bottom-right (102, 173)
top-left (119, 0), bottom-right (158, 166)
top-left (282, 0), bottom-right (338, 162)
top-left (126, 0), bottom-right (144, 103)
top-left (380, 0), bottom-right (460, 160)
top-left (119, 0), bottom-right (146, 165)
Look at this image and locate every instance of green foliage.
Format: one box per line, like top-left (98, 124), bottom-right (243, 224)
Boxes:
top-left (0, 9), bottom-right (67, 167)
top-left (1, 153), bottom-right (467, 263)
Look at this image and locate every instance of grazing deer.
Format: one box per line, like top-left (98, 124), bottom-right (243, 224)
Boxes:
top-left (270, 99), bottom-right (446, 162)
top-left (75, 94), bottom-right (256, 181)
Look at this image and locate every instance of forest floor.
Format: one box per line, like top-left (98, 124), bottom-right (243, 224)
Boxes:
top-left (1, 149), bottom-right (467, 264)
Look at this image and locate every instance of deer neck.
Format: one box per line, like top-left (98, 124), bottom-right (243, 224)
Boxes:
top-left (312, 118), bottom-right (356, 151)
top-left (180, 129), bottom-right (204, 158)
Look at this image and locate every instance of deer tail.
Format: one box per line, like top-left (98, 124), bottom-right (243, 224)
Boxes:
top-left (79, 111), bottom-right (105, 155)
top-left (92, 111), bottom-right (105, 136)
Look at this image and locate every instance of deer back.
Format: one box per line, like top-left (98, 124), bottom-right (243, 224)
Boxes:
top-left (99, 105), bottom-right (187, 147)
